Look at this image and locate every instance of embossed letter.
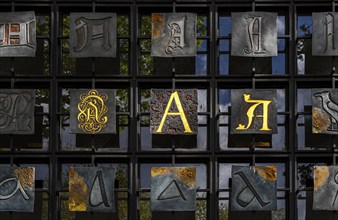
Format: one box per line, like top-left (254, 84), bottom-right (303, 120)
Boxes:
top-left (244, 16), bottom-right (265, 55)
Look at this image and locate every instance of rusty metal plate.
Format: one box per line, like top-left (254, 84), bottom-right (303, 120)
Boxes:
top-left (312, 89), bottom-right (338, 134)
top-left (231, 12), bottom-right (277, 57)
top-left (313, 166), bottom-right (338, 210)
top-left (151, 167), bottom-right (196, 211)
top-left (70, 13), bottom-right (116, 58)
top-left (0, 11), bottom-right (36, 57)
top-left (70, 89), bottom-right (116, 134)
top-left (231, 89), bottom-right (277, 134)
top-left (151, 13), bottom-right (196, 57)
top-left (0, 167), bottom-right (35, 212)
top-left (0, 89), bottom-right (35, 134)
top-left (231, 166), bottom-right (277, 211)
top-left (150, 89), bottom-right (198, 135)
top-left (312, 13), bottom-right (338, 56)
top-left (69, 167), bottom-right (115, 212)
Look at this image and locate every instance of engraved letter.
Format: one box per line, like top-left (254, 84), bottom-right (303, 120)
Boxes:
top-left (165, 16), bottom-right (186, 54)
top-left (233, 171), bottom-right (270, 208)
top-left (323, 13), bottom-right (335, 53)
top-left (236, 94), bottom-right (272, 131)
top-left (0, 178), bottom-right (29, 200)
top-left (89, 171), bottom-right (110, 208)
top-left (156, 91), bottom-right (192, 133)
top-left (74, 17), bottom-right (112, 52)
top-left (244, 16), bottom-right (266, 55)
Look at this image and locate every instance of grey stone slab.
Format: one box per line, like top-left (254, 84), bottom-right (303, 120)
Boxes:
top-left (151, 13), bottom-right (196, 57)
top-left (231, 12), bottom-right (277, 57)
top-left (70, 13), bottom-right (116, 58)
top-left (0, 11), bottom-right (36, 57)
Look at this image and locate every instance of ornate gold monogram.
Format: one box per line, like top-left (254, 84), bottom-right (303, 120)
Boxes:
top-left (77, 90), bottom-right (108, 134)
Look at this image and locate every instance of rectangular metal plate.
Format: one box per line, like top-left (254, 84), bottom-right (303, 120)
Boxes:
top-left (151, 13), bottom-right (196, 57)
top-left (70, 89), bottom-right (116, 134)
top-left (231, 166), bottom-right (277, 211)
top-left (231, 12), bottom-right (277, 57)
top-left (70, 13), bottom-right (116, 58)
top-left (312, 13), bottom-right (338, 56)
top-left (231, 89), bottom-right (277, 134)
top-left (0, 89), bottom-right (35, 134)
top-left (313, 166), bottom-right (338, 210)
top-left (150, 89), bottom-right (198, 135)
top-left (69, 167), bottom-right (115, 212)
top-left (312, 89), bottom-right (338, 134)
top-left (151, 167), bottom-right (196, 211)
top-left (0, 167), bottom-right (35, 212)
top-left (0, 11), bottom-right (36, 57)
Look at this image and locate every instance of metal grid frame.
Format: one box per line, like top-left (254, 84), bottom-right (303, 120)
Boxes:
top-left (1, 0), bottom-right (338, 220)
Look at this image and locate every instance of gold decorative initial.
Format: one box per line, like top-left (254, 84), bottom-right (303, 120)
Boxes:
top-left (156, 91), bottom-right (192, 133)
top-left (77, 90), bottom-right (108, 134)
top-left (236, 94), bottom-right (271, 131)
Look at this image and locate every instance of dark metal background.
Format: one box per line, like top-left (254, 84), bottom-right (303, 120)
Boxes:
top-left (0, 0), bottom-right (337, 220)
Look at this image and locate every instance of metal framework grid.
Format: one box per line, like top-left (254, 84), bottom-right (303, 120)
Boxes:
top-left (0, 0), bottom-right (337, 220)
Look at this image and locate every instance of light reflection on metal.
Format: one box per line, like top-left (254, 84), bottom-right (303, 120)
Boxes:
top-left (69, 167), bottom-right (115, 212)
top-left (0, 11), bottom-right (36, 57)
top-left (151, 13), bottom-right (196, 57)
top-left (150, 89), bottom-right (198, 135)
top-left (313, 12), bottom-right (338, 56)
top-left (70, 13), bottom-right (116, 58)
top-left (151, 167), bottom-right (196, 211)
top-left (231, 89), bottom-right (277, 134)
top-left (0, 89), bottom-right (35, 134)
top-left (70, 89), bottom-right (116, 134)
top-left (231, 12), bottom-right (277, 57)
top-left (231, 166), bottom-right (277, 211)
top-left (0, 167), bottom-right (35, 212)
top-left (312, 89), bottom-right (338, 134)
top-left (313, 166), bottom-right (338, 210)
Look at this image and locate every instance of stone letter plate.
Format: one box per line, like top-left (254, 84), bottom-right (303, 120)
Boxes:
top-left (151, 13), bottom-right (196, 57)
top-left (70, 13), bottom-right (116, 58)
top-left (312, 89), bottom-right (338, 134)
top-left (0, 167), bottom-right (35, 212)
top-left (0, 11), bottom-right (36, 57)
top-left (151, 167), bottom-right (196, 211)
top-left (150, 89), bottom-right (198, 135)
top-left (70, 89), bottom-right (116, 134)
top-left (312, 13), bottom-right (338, 56)
top-left (231, 89), bottom-right (277, 134)
top-left (69, 167), bottom-right (115, 212)
top-left (231, 166), bottom-right (277, 211)
top-left (0, 89), bottom-right (35, 134)
top-left (231, 12), bottom-right (277, 57)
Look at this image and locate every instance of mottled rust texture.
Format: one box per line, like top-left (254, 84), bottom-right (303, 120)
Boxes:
top-left (314, 166), bottom-right (329, 192)
top-left (69, 167), bottom-right (89, 211)
top-left (152, 13), bottom-right (163, 40)
top-left (13, 167), bottom-right (35, 189)
top-left (255, 166), bottom-right (277, 182)
top-left (312, 107), bottom-right (330, 133)
top-left (151, 167), bottom-right (196, 188)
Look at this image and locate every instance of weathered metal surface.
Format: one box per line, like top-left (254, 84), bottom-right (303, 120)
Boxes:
top-left (70, 13), bottom-right (116, 58)
top-left (151, 13), bottom-right (196, 57)
top-left (313, 166), bottom-right (338, 210)
top-left (150, 89), bottom-right (198, 135)
top-left (312, 89), bottom-right (338, 134)
top-left (0, 89), bottom-right (35, 134)
top-left (69, 167), bottom-right (115, 212)
top-left (151, 167), bottom-right (196, 211)
top-left (0, 167), bottom-right (35, 212)
top-left (312, 13), bottom-right (338, 56)
top-left (70, 89), bottom-right (116, 134)
top-left (0, 11), bottom-right (36, 57)
top-left (231, 166), bottom-right (277, 211)
top-left (231, 12), bottom-right (277, 57)
top-left (231, 89), bottom-right (277, 134)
